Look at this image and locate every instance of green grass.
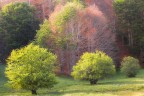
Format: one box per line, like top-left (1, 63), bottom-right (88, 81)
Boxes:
top-left (0, 64), bottom-right (144, 96)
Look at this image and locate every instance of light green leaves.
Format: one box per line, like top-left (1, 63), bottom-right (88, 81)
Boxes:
top-left (5, 44), bottom-right (57, 91)
top-left (71, 51), bottom-right (116, 82)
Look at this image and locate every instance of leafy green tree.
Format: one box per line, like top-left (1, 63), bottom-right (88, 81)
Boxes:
top-left (71, 51), bottom-right (116, 85)
top-left (36, 2), bottom-right (83, 50)
top-left (35, 20), bottom-right (52, 48)
top-left (121, 56), bottom-right (140, 77)
top-left (0, 2), bottom-right (39, 62)
top-left (49, 2), bottom-right (83, 49)
top-left (5, 44), bottom-right (57, 95)
top-left (113, 0), bottom-right (144, 54)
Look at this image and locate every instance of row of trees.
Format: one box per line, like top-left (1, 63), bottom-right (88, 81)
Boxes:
top-left (5, 44), bottom-right (140, 94)
top-left (114, 0), bottom-right (144, 54)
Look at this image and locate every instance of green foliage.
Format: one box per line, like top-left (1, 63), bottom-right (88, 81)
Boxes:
top-left (35, 19), bottom-right (69, 50)
top-left (0, 2), bottom-right (39, 62)
top-left (55, 0), bottom-right (84, 4)
top-left (49, 2), bottom-right (83, 49)
top-left (113, 0), bottom-right (144, 53)
top-left (35, 20), bottom-right (51, 48)
top-left (1, 63), bottom-right (144, 95)
top-left (5, 44), bottom-right (57, 94)
top-left (121, 56), bottom-right (140, 77)
top-left (53, 2), bottom-right (83, 32)
top-left (71, 51), bottom-right (116, 84)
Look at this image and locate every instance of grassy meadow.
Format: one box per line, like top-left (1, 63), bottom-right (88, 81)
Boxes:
top-left (0, 64), bottom-right (144, 96)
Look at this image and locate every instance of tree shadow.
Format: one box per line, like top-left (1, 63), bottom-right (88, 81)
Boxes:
top-left (98, 80), bottom-right (144, 85)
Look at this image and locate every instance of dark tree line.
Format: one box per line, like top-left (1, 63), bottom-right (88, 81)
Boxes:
top-left (0, 2), bottom-right (39, 62)
top-left (114, 0), bottom-right (144, 55)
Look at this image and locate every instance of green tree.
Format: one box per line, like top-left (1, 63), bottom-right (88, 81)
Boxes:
top-left (71, 51), bottom-right (116, 85)
top-left (49, 2), bottom-right (83, 49)
top-left (121, 56), bottom-right (140, 77)
top-left (35, 20), bottom-right (52, 48)
top-left (5, 44), bottom-right (57, 95)
top-left (36, 2), bottom-right (83, 50)
top-left (113, 0), bottom-right (144, 54)
top-left (0, 2), bottom-right (39, 62)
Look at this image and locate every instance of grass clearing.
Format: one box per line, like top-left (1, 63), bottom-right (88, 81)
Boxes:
top-left (0, 64), bottom-right (144, 96)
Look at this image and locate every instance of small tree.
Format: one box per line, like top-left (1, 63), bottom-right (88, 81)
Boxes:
top-left (5, 44), bottom-right (57, 95)
top-left (121, 56), bottom-right (140, 77)
top-left (71, 51), bottom-right (115, 85)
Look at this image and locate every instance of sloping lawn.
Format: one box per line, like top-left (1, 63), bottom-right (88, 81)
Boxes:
top-left (0, 64), bottom-right (144, 96)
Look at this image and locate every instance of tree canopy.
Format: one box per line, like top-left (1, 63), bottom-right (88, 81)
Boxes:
top-left (113, 0), bottom-right (144, 54)
top-left (0, 2), bottom-right (39, 62)
top-left (121, 56), bottom-right (140, 77)
top-left (5, 44), bottom-right (57, 94)
top-left (71, 51), bottom-right (116, 84)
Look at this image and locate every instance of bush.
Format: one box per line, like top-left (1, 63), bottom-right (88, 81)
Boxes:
top-left (121, 56), bottom-right (140, 77)
top-left (71, 50), bottom-right (116, 85)
top-left (5, 44), bottom-right (57, 94)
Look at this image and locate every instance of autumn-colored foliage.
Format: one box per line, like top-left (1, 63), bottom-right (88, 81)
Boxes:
top-left (0, 0), bottom-right (131, 74)
top-left (35, 0), bottom-right (119, 74)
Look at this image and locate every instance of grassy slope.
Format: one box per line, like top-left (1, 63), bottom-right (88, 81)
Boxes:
top-left (0, 65), bottom-right (144, 96)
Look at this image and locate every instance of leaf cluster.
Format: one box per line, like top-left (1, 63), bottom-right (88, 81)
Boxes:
top-left (0, 2), bottom-right (39, 62)
top-left (51, 2), bottom-right (83, 32)
top-left (113, 0), bottom-right (144, 51)
top-left (5, 44), bottom-right (57, 90)
top-left (121, 56), bottom-right (140, 77)
top-left (71, 51), bottom-right (116, 81)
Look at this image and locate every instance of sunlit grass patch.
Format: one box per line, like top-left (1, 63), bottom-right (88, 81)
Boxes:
top-left (0, 64), bottom-right (144, 96)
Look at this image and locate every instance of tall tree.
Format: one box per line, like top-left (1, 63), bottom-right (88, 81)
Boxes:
top-left (113, 0), bottom-right (144, 55)
top-left (0, 2), bottom-right (39, 62)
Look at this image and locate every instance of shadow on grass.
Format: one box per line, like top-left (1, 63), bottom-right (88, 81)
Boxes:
top-left (40, 90), bottom-right (102, 96)
top-left (40, 82), bottom-right (144, 96)
top-left (98, 80), bottom-right (144, 85)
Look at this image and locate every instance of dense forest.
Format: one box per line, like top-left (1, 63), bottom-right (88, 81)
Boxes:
top-left (0, 0), bottom-right (144, 95)
top-left (0, 0), bottom-right (144, 73)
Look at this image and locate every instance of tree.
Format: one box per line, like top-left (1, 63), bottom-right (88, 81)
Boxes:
top-left (71, 51), bottom-right (116, 85)
top-left (5, 44), bottom-right (57, 95)
top-left (121, 56), bottom-right (140, 77)
top-left (49, 2), bottom-right (83, 49)
top-left (0, 2), bottom-right (39, 62)
top-left (113, 0), bottom-right (144, 54)
top-left (35, 20), bottom-right (52, 48)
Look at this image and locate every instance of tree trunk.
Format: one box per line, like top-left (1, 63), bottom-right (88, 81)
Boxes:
top-left (31, 90), bottom-right (37, 95)
top-left (90, 79), bottom-right (98, 85)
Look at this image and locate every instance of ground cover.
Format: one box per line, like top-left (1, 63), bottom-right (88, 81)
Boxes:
top-left (0, 65), bottom-right (144, 96)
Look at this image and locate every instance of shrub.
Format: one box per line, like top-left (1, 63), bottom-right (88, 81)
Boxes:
top-left (71, 50), bottom-right (116, 85)
top-left (5, 44), bottom-right (57, 94)
top-left (121, 56), bottom-right (140, 77)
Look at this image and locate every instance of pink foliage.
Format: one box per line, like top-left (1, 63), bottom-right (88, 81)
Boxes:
top-left (0, 0), bottom-right (130, 74)
top-left (47, 1), bottom-right (120, 74)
